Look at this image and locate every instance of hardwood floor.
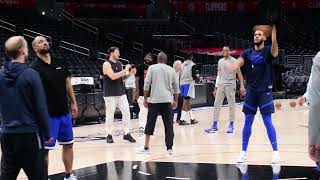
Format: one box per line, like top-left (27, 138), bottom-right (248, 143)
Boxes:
top-left (8, 99), bottom-right (314, 179)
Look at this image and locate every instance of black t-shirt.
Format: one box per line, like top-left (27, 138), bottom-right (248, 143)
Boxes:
top-left (136, 63), bottom-right (151, 96)
top-left (31, 56), bottom-right (70, 117)
top-left (103, 60), bottom-right (126, 97)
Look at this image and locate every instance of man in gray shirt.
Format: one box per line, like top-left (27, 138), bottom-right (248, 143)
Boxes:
top-left (179, 54), bottom-right (199, 125)
top-left (297, 51), bottom-right (320, 169)
top-left (204, 46), bottom-right (245, 134)
top-left (137, 52), bottom-right (179, 155)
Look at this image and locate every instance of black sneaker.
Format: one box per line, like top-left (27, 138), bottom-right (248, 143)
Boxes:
top-left (123, 133), bottom-right (136, 143)
top-left (179, 120), bottom-right (190, 125)
top-left (106, 134), bottom-right (114, 143)
top-left (191, 119), bottom-right (199, 124)
top-left (133, 114), bottom-right (138, 119)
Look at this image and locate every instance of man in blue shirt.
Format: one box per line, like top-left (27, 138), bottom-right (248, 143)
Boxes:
top-left (228, 25), bottom-right (280, 164)
top-left (0, 36), bottom-right (51, 179)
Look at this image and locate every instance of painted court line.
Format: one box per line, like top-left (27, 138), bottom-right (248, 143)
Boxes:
top-left (138, 171), bottom-right (151, 176)
top-left (166, 177), bottom-right (190, 180)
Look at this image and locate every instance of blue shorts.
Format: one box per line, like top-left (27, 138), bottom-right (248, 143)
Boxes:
top-left (242, 88), bottom-right (274, 115)
top-left (180, 84), bottom-right (191, 98)
top-left (45, 113), bottom-right (74, 149)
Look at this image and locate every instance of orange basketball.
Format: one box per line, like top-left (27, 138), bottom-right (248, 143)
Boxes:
top-left (253, 25), bottom-right (272, 37)
top-left (275, 102), bottom-right (282, 110)
top-left (289, 101), bottom-right (297, 108)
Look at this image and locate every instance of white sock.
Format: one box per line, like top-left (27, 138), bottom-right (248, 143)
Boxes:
top-left (124, 128), bottom-right (130, 135)
top-left (107, 129), bottom-right (112, 136)
top-left (273, 151), bottom-right (280, 154)
top-left (181, 111), bottom-right (187, 121)
top-left (189, 111), bottom-right (195, 120)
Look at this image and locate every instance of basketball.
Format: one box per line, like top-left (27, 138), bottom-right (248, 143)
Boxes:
top-left (275, 102), bottom-right (282, 110)
top-left (253, 25), bottom-right (272, 37)
top-left (289, 101), bottom-right (297, 108)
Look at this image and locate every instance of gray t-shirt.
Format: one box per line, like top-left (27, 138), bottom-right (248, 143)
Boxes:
top-left (144, 63), bottom-right (180, 103)
top-left (304, 51), bottom-right (320, 106)
top-left (217, 56), bottom-right (237, 86)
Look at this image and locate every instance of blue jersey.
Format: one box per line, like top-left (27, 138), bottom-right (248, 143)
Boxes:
top-left (240, 46), bottom-right (275, 92)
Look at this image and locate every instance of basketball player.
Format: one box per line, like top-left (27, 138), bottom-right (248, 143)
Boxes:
top-left (179, 54), bottom-right (199, 125)
top-left (136, 53), bottom-right (154, 132)
top-left (31, 36), bottom-right (78, 180)
top-left (103, 47), bottom-right (136, 143)
top-left (0, 36), bottom-right (50, 179)
top-left (204, 46), bottom-right (245, 133)
top-left (173, 60), bottom-right (183, 123)
top-left (137, 52), bottom-right (179, 154)
top-left (297, 51), bottom-right (320, 172)
top-left (227, 25), bottom-right (280, 163)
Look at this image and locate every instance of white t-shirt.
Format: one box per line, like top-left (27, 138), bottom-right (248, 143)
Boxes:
top-left (124, 75), bottom-right (136, 89)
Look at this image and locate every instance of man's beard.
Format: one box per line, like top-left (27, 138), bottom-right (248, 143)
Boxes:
top-left (254, 40), bottom-right (264, 47)
top-left (144, 61), bottom-right (152, 66)
top-left (39, 48), bottom-right (50, 55)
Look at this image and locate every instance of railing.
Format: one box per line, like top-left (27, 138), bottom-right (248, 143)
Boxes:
top-left (0, 19), bottom-right (16, 33)
top-left (174, 14), bottom-right (196, 32)
top-left (133, 42), bottom-right (143, 53)
top-left (23, 29), bottom-right (52, 45)
top-left (153, 34), bottom-right (190, 37)
top-left (73, 18), bottom-right (98, 35)
top-left (60, 41), bottom-right (90, 57)
top-left (106, 33), bottom-right (124, 51)
top-left (152, 48), bottom-right (162, 56)
top-left (173, 55), bottom-right (185, 62)
top-left (64, 10), bottom-right (99, 35)
top-left (63, 10), bottom-right (73, 22)
top-left (98, 52), bottom-right (108, 61)
top-left (98, 51), bottom-right (129, 65)
top-left (119, 57), bottom-right (129, 64)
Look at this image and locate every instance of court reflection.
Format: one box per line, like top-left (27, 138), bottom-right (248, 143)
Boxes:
top-left (50, 161), bottom-right (319, 180)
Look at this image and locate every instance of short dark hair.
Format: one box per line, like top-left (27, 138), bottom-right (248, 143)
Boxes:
top-left (108, 46), bottom-right (119, 55)
top-left (187, 53), bottom-right (194, 60)
top-left (144, 52), bottom-right (153, 59)
top-left (157, 52), bottom-right (167, 63)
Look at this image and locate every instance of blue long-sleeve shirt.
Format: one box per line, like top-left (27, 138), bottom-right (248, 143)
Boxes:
top-left (0, 62), bottom-right (50, 140)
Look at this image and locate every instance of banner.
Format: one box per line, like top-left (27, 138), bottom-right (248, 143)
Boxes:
top-left (173, 1), bottom-right (255, 13)
top-left (180, 48), bottom-right (244, 57)
top-left (0, 0), bottom-right (35, 8)
top-left (172, 0), bottom-right (320, 14)
top-left (281, 0), bottom-right (320, 10)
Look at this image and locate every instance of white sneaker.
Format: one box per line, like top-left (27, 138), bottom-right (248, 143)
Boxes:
top-left (271, 163), bottom-right (281, 175)
top-left (136, 147), bottom-right (150, 154)
top-left (138, 127), bottom-right (145, 137)
top-left (64, 174), bottom-right (78, 180)
top-left (236, 151), bottom-right (247, 163)
top-left (236, 163), bottom-right (248, 175)
top-left (167, 149), bottom-right (173, 155)
top-left (272, 151), bottom-right (281, 164)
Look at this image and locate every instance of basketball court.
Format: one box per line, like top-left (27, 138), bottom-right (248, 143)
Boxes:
top-left (7, 99), bottom-right (317, 179)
